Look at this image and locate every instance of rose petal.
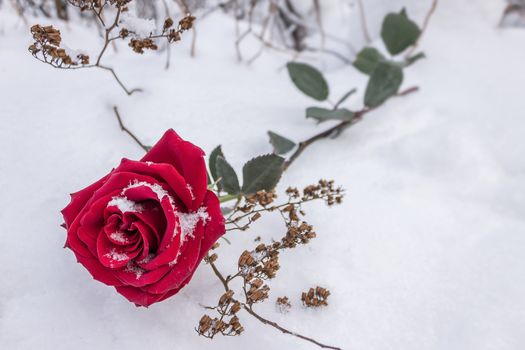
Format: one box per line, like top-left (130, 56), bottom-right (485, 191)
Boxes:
top-left (141, 129), bottom-right (207, 210)
top-left (113, 262), bottom-right (171, 288)
top-left (113, 285), bottom-right (169, 307)
top-left (97, 232), bottom-right (139, 269)
top-left (61, 173), bottom-right (111, 230)
top-left (75, 254), bottom-right (124, 287)
top-left (197, 191), bottom-right (225, 261)
top-left (141, 215), bottom-right (205, 294)
top-left (76, 190), bottom-right (121, 257)
top-left (116, 158), bottom-right (194, 210)
top-left (137, 196), bottom-right (181, 270)
top-left (132, 220), bottom-right (156, 261)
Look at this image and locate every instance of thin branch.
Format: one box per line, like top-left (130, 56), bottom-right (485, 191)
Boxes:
top-left (207, 253), bottom-right (342, 350)
top-left (112, 106), bottom-right (150, 152)
top-left (95, 5), bottom-right (122, 66)
top-left (190, 25), bottom-right (197, 57)
top-left (356, 0), bottom-right (371, 43)
top-left (9, 0), bottom-right (28, 25)
top-left (283, 86), bottom-right (420, 171)
top-left (312, 0), bottom-right (325, 49)
top-left (100, 66), bottom-right (142, 95)
top-left (243, 306), bottom-right (342, 350)
top-left (208, 258), bottom-right (230, 292)
top-left (405, 0), bottom-right (438, 58)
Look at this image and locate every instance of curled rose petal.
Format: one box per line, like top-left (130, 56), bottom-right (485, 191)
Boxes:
top-left (61, 129), bottom-right (225, 307)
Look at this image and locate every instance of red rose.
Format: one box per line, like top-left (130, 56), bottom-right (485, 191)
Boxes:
top-left (61, 129), bottom-right (225, 307)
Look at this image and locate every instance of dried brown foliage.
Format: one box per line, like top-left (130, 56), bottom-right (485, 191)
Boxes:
top-left (198, 181), bottom-right (344, 350)
top-left (28, 0), bottom-right (194, 94)
top-left (276, 296), bottom-right (291, 313)
top-left (302, 286), bottom-right (330, 308)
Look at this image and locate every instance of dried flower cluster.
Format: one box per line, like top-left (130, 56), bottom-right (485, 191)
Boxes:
top-left (302, 286), bottom-right (331, 308)
top-left (125, 15), bottom-right (195, 54)
top-left (276, 296), bottom-right (291, 313)
top-left (68, 0), bottom-right (131, 11)
top-left (198, 181), bottom-right (344, 350)
top-left (197, 290), bottom-right (244, 339)
top-left (29, 25), bottom-right (89, 67)
top-left (28, 0), bottom-right (194, 94)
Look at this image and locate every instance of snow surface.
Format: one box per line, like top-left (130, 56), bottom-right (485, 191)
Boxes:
top-left (1, 1), bottom-right (525, 349)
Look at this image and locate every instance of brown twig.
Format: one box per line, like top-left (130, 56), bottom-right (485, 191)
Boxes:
top-left (207, 255), bottom-right (342, 350)
top-left (9, 0), bottom-right (29, 25)
top-left (233, 0), bottom-right (351, 65)
top-left (176, 0), bottom-right (198, 57)
top-left (283, 86), bottom-right (420, 171)
top-left (405, 0), bottom-right (438, 58)
top-left (208, 258), bottom-right (229, 291)
top-left (356, 0), bottom-right (371, 43)
top-left (243, 306), bottom-right (342, 350)
top-left (312, 0), bottom-right (325, 49)
top-left (30, 2), bottom-right (194, 95)
top-left (112, 106), bottom-right (150, 152)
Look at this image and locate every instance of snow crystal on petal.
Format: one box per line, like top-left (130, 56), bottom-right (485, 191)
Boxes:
top-left (125, 262), bottom-right (146, 279)
top-left (137, 253), bottom-right (155, 265)
top-left (109, 232), bottom-right (129, 244)
top-left (105, 249), bottom-right (129, 262)
top-left (187, 184), bottom-right (195, 200)
top-left (123, 180), bottom-right (175, 206)
top-left (107, 196), bottom-right (144, 213)
top-left (178, 207), bottom-right (209, 243)
top-left (168, 251), bottom-right (182, 267)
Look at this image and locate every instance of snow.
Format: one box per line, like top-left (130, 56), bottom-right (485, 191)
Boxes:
top-left (187, 184), bottom-right (195, 200)
top-left (125, 262), bottom-right (146, 279)
top-left (109, 232), bottom-right (130, 244)
top-left (123, 180), bottom-right (173, 204)
top-left (121, 180), bottom-right (207, 243)
top-left (105, 249), bottom-right (129, 262)
top-left (119, 12), bottom-right (156, 38)
top-left (178, 207), bottom-right (209, 242)
top-left (1, 1), bottom-right (525, 350)
top-left (107, 196), bottom-right (144, 213)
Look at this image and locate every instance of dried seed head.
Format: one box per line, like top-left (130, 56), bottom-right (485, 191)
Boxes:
top-left (219, 290), bottom-right (235, 306)
top-left (120, 28), bottom-right (129, 38)
top-left (301, 286), bottom-right (330, 308)
top-left (198, 314), bottom-right (213, 334)
top-left (276, 296), bottom-right (292, 313)
top-left (238, 250), bottom-right (256, 267)
top-left (179, 15), bottom-right (196, 31)
top-left (129, 38), bottom-right (158, 54)
top-left (230, 301), bottom-right (241, 314)
top-left (163, 17), bottom-right (174, 30)
top-left (205, 253), bottom-right (218, 264)
top-left (246, 279), bottom-right (270, 304)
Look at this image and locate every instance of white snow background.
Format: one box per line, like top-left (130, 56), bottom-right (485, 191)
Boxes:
top-left (1, 0), bottom-right (524, 349)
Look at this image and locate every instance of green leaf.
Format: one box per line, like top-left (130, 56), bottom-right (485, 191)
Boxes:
top-left (364, 61), bottom-right (403, 108)
top-left (268, 131), bottom-right (296, 155)
top-left (286, 62), bottom-right (329, 101)
top-left (404, 52), bottom-right (425, 66)
top-left (334, 88), bottom-right (357, 109)
top-left (216, 156), bottom-right (240, 195)
top-left (381, 8), bottom-right (421, 55)
top-left (242, 154), bottom-right (284, 195)
top-left (209, 145), bottom-right (223, 183)
top-left (306, 107), bottom-right (354, 123)
top-left (354, 47), bottom-right (385, 75)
